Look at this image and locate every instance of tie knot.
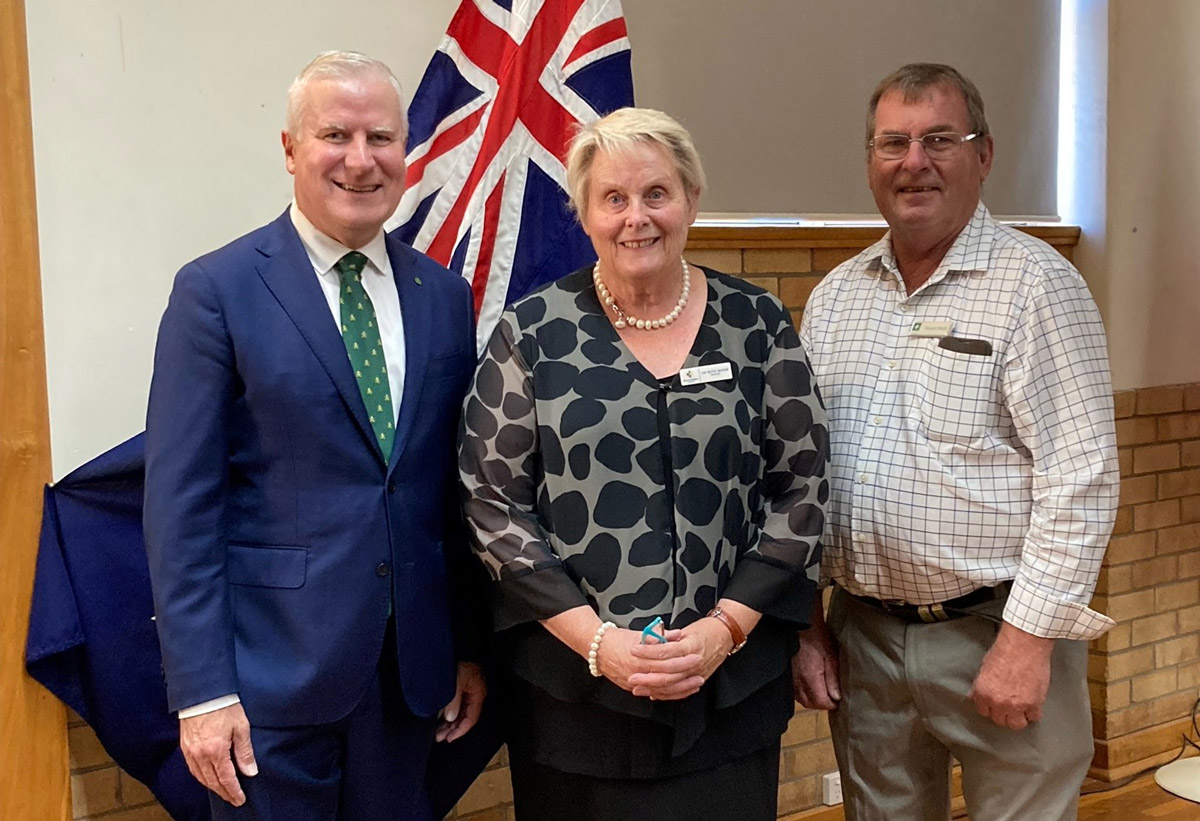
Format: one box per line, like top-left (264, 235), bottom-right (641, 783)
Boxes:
top-left (335, 252), bottom-right (369, 282)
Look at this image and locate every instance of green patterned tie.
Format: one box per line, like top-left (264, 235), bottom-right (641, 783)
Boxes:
top-left (335, 252), bottom-right (394, 460)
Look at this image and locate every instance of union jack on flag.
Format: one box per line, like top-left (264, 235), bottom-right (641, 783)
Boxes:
top-left (388, 0), bottom-right (634, 351)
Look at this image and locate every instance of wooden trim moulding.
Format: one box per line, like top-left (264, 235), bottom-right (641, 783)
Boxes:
top-left (782, 805), bottom-right (844, 821)
top-left (0, 0), bottom-right (70, 818)
top-left (1089, 716), bottom-right (1197, 781)
top-left (686, 224), bottom-right (1081, 256)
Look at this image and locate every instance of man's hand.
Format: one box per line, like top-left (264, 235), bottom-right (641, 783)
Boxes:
top-left (179, 703), bottom-right (257, 806)
top-left (969, 622), bottom-right (1054, 730)
top-left (792, 605), bottom-right (841, 710)
top-left (437, 662), bottom-right (486, 742)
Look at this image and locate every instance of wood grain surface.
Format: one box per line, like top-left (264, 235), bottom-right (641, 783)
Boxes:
top-left (1, 0), bottom-right (70, 817)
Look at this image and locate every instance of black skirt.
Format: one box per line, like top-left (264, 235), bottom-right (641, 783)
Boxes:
top-left (498, 667), bottom-right (793, 821)
top-left (508, 743), bottom-right (781, 821)
top-left (493, 614), bottom-right (801, 820)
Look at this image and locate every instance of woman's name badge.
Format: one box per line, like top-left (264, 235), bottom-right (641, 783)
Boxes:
top-left (909, 320), bottom-right (954, 338)
top-left (680, 362), bottom-right (733, 386)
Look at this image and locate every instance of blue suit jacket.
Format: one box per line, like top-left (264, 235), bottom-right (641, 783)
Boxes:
top-left (144, 211), bottom-right (478, 726)
top-left (27, 434), bottom-right (502, 820)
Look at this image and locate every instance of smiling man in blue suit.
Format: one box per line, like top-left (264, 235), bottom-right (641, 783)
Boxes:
top-left (144, 51), bottom-right (485, 820)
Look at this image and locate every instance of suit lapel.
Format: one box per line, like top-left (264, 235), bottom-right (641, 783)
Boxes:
top-left (254, 213), bottom-right (381, 461)
top-left (387, 239), bottom-right (432, 474)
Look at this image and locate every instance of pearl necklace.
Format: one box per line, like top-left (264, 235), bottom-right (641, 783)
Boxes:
top-left (593, 258), bottom-right (691, 331)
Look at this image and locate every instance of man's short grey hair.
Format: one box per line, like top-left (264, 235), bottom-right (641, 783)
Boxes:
top-left (285, 51), bottom-right (408, 139)
top-left (565, 107), bottom-right (706, 217)
top-left (866, 63), bottom-right (989, 152)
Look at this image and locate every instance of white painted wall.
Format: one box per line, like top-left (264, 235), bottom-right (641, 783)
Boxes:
top-left (28, 1), bottom-right (457, 476)
top-left (1097, 0), bottom-right (1200, 390)
top-left (628, 0), bottom-right (1060, 216)
top-left (30, 0), bottom-right (1190, 476)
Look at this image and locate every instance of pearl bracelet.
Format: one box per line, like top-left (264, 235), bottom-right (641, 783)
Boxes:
top-left (587, 621), bottom-right (617, 677)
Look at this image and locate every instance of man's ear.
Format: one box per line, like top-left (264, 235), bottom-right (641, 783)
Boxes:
top-left (282, 131), bottom-right (297, 175)
top-left (978, 134), bottom-right (995, 183)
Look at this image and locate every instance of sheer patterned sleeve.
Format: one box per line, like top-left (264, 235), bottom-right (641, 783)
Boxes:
top-left (459, 314), bottom-right (590, 630)
top-left (723, 298), bottom-right (830, 617)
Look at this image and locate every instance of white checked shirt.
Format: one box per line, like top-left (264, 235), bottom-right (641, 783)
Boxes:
top-left (799, 203), bottom-right (1118, 640)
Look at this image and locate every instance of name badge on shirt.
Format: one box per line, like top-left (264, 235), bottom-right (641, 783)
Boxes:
top-left (909, 320), bottom-right (954, 338)
top-left (680, 362), bottom-right (733, 386)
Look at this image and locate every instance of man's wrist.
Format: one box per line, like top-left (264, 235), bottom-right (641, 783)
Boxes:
top-left (994, 622), bottom-right (1055, 657)
top-left (178, 693), bottom-right (241, 719)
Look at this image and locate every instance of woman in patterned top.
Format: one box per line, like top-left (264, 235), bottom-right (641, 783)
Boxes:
top-left (459, 108), bottom-right (829, 820)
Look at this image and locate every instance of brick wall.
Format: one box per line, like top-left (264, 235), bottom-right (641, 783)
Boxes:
top-left (67, 709), bottom-right (170, 821)
top-left (1089, 384), bottom-right (1200, 780)
top-left (68, 225), bottom-right (1198, 820)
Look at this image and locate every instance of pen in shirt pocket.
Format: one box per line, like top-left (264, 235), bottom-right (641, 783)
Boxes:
top-left (938, 336), bottom-right (993, 356)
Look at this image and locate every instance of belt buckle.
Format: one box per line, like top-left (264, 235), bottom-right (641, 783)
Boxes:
top-left (880, 599), bottom-right (950, 623)
top-left (915, 602), bottom-right (950, 623)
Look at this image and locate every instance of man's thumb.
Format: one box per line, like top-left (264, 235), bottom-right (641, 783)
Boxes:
top-left (232, 724), bottom-right (259, 777)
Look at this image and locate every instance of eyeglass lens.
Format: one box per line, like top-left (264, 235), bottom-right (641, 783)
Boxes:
top-left (872, 133), bottom-right (969, 159)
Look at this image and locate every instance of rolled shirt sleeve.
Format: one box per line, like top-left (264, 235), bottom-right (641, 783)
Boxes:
top-left (1002, 256), bottom-right (1118, 639)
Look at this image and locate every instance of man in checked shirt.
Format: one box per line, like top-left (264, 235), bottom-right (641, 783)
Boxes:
top-left (794, 63), bottom-right (1118, 821)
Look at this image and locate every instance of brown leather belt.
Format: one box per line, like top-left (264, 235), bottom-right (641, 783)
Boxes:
top-left (849, 581), bottom-right (1012, 624)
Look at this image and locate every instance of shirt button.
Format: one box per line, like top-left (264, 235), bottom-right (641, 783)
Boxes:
top-left (873, 416), bottom-right (883, 425)
top-left (887, 361), bottom-right (897, 369)
top-left (375, 563), bottom-right (390, 577)
top-left (900, 304), bottom-right (910, 312)
top-left (858, 473), bottom-right (869, 483)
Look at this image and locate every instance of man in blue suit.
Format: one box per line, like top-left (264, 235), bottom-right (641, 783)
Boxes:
top-left (144, 51), bottom-right (485, 820)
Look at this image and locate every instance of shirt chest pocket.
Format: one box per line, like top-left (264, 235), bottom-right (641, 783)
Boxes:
top-left (915, 346), bottom-right (999, 445)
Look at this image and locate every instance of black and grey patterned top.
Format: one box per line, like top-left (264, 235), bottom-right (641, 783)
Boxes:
top-left (460, 266), bottom-right (829, 634)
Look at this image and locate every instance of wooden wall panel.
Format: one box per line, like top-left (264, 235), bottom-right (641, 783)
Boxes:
top-left (1, 0), bottom-right (70, 817)
top-left (687, 224), bottom-right (1080, 263)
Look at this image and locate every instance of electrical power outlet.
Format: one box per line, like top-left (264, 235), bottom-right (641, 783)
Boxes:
top-left (821, 771), bottom-right (843, 806)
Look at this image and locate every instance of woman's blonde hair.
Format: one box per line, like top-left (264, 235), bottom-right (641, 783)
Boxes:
top-left (565, 107), bottom-right (705, 217)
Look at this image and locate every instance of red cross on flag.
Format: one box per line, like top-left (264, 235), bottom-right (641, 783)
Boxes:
top-left (389, 0), bottom-right (634, 350)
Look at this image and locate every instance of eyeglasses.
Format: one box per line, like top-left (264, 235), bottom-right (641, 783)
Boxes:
top-left (868, 132), bottom-right (981, 160)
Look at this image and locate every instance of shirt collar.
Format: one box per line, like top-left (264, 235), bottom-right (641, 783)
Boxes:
top-left (937, 201), bottom-right (994, 275)
top-left (289, 202), bottom-right (391, 277)
top-left (862, 201), bottom-right (994, 285)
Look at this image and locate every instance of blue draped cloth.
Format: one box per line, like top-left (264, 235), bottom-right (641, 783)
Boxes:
top-left (25, 434), bottom-right (500, 820)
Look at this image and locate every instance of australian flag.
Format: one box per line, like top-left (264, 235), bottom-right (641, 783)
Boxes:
top-left (388, 0), bottom-right (634, 351)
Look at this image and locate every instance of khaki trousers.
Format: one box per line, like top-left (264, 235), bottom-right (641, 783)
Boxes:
top-left (827, 589), bottom-right (1093, 821)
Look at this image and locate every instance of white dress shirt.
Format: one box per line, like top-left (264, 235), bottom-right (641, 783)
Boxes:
top-left (291, 203), bottom-right (406, 423)
top-left (799, 203), bottom-right (1118, 640)
top-left (178, 205), bottom-right (406, 718)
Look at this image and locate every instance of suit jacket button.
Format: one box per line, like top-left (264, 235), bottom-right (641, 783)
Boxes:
top-left (388, 481), bottom-right (397, 494)
top-left (376, 563), bottom-right (390, 577)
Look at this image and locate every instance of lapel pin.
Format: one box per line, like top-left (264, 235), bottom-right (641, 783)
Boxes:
top-left (414, 276), bottom-right (423, 286)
